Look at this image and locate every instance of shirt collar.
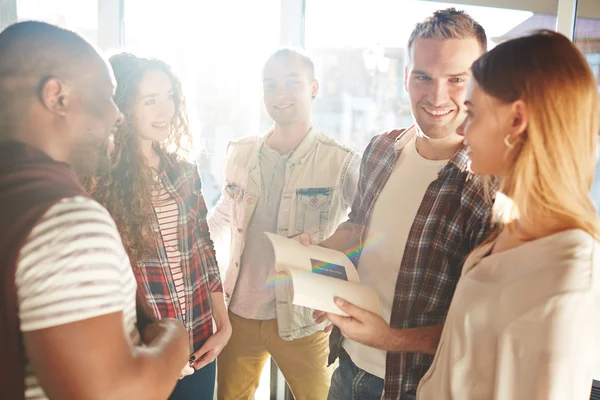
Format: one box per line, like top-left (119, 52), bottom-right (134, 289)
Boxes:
top-left (395, 125), bottom-right (470, 174)
top-left (262, 125), bottom-right (318, 166)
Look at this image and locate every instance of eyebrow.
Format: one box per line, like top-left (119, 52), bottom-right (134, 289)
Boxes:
top-left (411, 70), bottom-right (470, 77)
top-left (140, 89), bottom-right (174, 100)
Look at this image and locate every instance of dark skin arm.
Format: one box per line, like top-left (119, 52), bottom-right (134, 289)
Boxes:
top-left (23, 312), bottom-right (189, 400)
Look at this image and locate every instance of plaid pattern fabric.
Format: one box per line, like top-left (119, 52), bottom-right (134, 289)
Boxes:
top-left (340, 128), bottom-right (495, 399)
top-left (134, 151), bottom-right (223, 354)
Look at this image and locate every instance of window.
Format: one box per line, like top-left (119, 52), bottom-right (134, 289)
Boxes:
top-left (575, 0), bottom-right (600, 212)
top-left (305, 0), bottom-right (556, 152)
top-left (16, 0), bottom-right (98, 44)
top-left (124, 0), bottom-right (280, 208)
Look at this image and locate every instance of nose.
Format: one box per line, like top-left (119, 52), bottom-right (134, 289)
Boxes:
top-left (158, 99), bottom-right (175, 119)
top-left (431, 80), bottom-right (449, 107)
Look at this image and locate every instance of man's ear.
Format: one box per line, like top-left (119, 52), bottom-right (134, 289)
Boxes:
top-left (38, 76), bottom-right (71, 117)
top-left (311, 79), bottom-right (319, 100)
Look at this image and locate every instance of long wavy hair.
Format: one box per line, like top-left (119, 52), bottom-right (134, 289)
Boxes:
top-left (472, 30), bottom-right (600, 241)
top-left (87, 53), bottom-right (193, 265)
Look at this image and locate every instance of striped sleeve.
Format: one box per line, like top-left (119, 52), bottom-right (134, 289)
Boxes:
top-left (16, 196), bottom-right (130, 332)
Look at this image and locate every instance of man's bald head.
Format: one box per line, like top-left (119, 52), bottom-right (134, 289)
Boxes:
top-left (0, 21), bottom-right (112, 134)
top-left (0, 21), bottom-right (122, 178)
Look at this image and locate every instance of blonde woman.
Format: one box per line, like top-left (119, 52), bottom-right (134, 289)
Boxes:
top-left (417, 30), bottom-right (600, 400)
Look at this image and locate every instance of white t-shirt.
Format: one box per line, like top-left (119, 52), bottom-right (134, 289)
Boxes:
top-left (15, 196), bottom-right (140, 400)
top-left (417, 229), bottom-right (600, 400)
top-left (343, 133), bottom-right (448, 379)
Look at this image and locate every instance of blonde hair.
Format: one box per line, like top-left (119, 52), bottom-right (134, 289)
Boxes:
top-left (407, 8), bottom-right (487, 58)
top-left (472, 30), bottom-right (600, 240)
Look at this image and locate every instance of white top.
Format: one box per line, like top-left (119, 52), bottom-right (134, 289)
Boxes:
top-left (417, 229), bottom-right (600, 400)
top-left (152, 178), bottom-right (187, 317)
top-left (15, 196), bottom-right (140, 400)
top-left (344, 133), bottom-right (448, 378)
top-left (230, 144), bottom-right (289, 320)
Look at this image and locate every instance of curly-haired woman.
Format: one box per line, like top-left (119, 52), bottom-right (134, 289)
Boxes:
top-left (88, 53), bottom-right (231, 400)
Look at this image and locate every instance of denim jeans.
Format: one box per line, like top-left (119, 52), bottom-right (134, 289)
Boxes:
top-left (327, 347), bottom-right (384, 400)
top-left (169, 360), bottom-right (216, 400)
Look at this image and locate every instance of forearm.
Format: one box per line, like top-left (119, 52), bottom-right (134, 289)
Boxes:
top-left (319, 222), bottom-right (360, 252)
top-left (385, 324), bottom-right (444, 355)
top-left (123, 322), bottom-right (189, 399)
top-left (207, 198), bottom-right (230, 244)
top-left (210, 292), bottom-right (230, 331)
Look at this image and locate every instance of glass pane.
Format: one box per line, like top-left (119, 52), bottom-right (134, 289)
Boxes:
top-left (124, 0), bottom-right (280, 208)
top-left (305, 0), bottom-right (557, 153)
top-left (575, 0), bottom-right (600, 213)
top-left (16, 0), bottom-right (98, 44)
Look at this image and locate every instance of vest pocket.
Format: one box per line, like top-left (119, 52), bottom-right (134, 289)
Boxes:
top-left (295, 188), bottom-right (333, 242)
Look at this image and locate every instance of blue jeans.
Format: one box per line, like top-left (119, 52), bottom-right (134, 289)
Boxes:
top-left (169, 360), bottom-right (216, 400)
top-left (328, 348), bottom-right (384, 400)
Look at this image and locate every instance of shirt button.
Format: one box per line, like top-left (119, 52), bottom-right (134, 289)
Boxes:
top-left (311, 198), bottom-right (318, 205)
top-left (247, 198), bottom-right (253, 204)
top-left (187, 327), bottom-right (191, 332)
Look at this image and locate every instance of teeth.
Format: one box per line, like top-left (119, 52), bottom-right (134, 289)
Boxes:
top-left (424, 108), bottom-right (452, 116)
top-left (152, 122), bottom-right (168, 128)
top-left (275, 104), bottom-right (292, 110)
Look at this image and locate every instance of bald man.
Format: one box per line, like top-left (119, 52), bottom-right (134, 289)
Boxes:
top-left (0, 21), bottom-right (189, 400)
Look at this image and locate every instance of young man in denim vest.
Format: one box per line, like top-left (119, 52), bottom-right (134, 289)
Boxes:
top-left (209, 49), bottom-right (360, 399)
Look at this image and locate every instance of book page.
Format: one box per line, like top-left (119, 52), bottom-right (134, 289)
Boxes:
top-left (288, 268), bottom-right (381, 316)
top-left (264, 232), bottom-right (359, 282)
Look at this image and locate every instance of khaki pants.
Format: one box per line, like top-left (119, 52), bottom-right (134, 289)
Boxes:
top-left (217, 311), bottom-right (332, 400)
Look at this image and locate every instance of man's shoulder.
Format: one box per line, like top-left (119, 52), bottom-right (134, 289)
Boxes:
top-left (43, 196), bottom-right (113, 221)
top-left (227, 135), bottom-right (262, 150)
top-left (33, 196), bottom-right (120, 241)
top-left (361, 127), bottom-right (411, 156)
top-left (225, 136), bottom-right (262, 161)
top-left (314, 131), bottom-right (355, 155)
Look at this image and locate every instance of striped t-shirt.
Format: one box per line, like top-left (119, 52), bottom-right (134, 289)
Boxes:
top-left (152, 178), bottom-right (187, 317)
top-left (15, 196), bottom-right (140, 400)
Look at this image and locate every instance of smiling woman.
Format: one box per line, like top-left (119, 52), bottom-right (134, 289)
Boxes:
top-left (86, 53), bottom-right (231, 400)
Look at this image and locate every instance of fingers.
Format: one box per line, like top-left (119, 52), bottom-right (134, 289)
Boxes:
top-left (297, 232), bottom-right (313, 246)
top-left (324, 323), bottom-right (333, 333)
top-left (333, 297), bottom-right (368, 322)
top-left (313, 310), bottom-right (328, 325)
top-left (325, 312), bottom-right (353, 328)
top-left (179, 364), bottom-right (195, 379)
top-left (193, 349), bottom-right (216, 370)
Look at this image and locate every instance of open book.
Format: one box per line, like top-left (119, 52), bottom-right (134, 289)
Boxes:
top-left (264, 232), bottom-right (381, 317)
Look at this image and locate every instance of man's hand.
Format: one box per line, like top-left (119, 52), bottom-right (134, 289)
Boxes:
top-left (312, 309), bottom-right (334, 333)
top-left (326, 297), bottom-right (393, 350)
top-left (179, 364), bottom-right (195, 380)
top-left (190, 324), bottom-right (232, 370)
top-left (141, 318), bottom-right (187, 344)
top-left (292, 232), bottom-right (313, 246)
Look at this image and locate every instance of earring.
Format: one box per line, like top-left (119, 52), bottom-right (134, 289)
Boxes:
top-left (504, 135), bottom-right (516, 149)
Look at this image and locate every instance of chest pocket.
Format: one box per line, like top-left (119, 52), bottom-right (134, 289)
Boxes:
top-left (295, 187), bottom-right (333, 242)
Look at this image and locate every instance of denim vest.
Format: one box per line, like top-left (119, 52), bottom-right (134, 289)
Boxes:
top-left (209, 127), bottom-right (360, 340)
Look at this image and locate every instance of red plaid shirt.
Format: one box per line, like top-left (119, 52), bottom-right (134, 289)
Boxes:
top-left (134, 151), bottom-right (223, 354)
top-left (330, 128), bottom-right (496, 399)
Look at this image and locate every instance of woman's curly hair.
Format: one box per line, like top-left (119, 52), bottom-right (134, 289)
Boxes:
top-left (86, 53), bottom-right (192, 266)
